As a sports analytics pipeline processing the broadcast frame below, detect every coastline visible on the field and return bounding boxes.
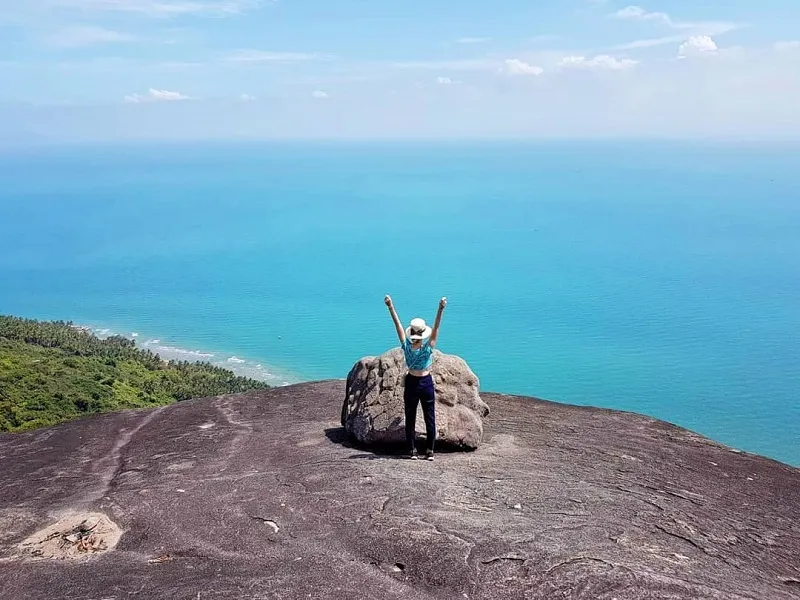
[12,317,795,468]
[80,323,300,387]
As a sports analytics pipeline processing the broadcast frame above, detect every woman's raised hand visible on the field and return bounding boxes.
[439,297,448,310]
[384,295,393,308]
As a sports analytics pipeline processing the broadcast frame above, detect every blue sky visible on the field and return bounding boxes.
[1,0,799,141]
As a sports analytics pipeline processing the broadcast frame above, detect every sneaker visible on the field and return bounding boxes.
[425,451,435,461]
[409,450,419,460]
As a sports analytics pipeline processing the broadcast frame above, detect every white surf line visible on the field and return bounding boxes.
[78,323,299,385]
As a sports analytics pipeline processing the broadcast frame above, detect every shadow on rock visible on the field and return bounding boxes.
[325,426,473,459]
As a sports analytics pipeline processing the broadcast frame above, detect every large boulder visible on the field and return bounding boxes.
[341,348,490,449]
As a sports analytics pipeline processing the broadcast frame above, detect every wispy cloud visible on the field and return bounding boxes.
[616,24,738,51]
[311,90,329,98]
[613,5,673,26]
[48,25,136,47]
[391,59,497,71]
[151,61,205,70]
[47,0,264,18]
[456,37,491,44]
[559,54,638,70]
[503,58,544,76]
[239,93,256,101]
[226,49,329,63]
[611,5,740,52]
[124,88,190,102]
[48,57,205,72]
[436,76,461,84]
[612,5,739,35]
[615,34,689,50]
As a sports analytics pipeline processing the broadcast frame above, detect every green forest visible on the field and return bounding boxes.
[0,315,269,432]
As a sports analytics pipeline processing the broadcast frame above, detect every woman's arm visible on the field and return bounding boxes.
[384,295,406,344]
[429,297,447,348]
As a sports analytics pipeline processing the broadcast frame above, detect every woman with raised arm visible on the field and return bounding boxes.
[384,295,447,461]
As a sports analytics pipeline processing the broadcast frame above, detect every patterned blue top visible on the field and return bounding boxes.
[403,338,434,371]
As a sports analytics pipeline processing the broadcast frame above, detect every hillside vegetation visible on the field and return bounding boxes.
[0,316,269,432]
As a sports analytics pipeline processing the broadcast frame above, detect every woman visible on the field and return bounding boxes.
[384,295,447,461]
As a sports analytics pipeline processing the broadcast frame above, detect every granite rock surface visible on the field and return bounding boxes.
[1,381,799,599]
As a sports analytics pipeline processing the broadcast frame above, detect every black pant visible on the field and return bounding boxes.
[404,374,436,453]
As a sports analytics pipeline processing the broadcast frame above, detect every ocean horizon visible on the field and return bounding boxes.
[1,141,798,466]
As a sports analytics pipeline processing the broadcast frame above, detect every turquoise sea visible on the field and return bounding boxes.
[0,141,798,465]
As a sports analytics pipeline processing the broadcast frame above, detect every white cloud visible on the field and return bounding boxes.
[614,5,672,26]
[559,54,638,70]
[239,93,255,101]
[148,88,189,100]
[124,88,190,103]
[456,37,490,44]
[678,35,718,58]
[436,76,455,84]
[226,50,325,62]
[47,0,263,17]
[615,21,738,51]
[48,25,136,47]
[503,58,544,76]
[7,38,800,141]
[311,90,329,98]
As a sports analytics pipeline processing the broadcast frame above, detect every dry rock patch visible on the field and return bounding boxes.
[16,512,122,560]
